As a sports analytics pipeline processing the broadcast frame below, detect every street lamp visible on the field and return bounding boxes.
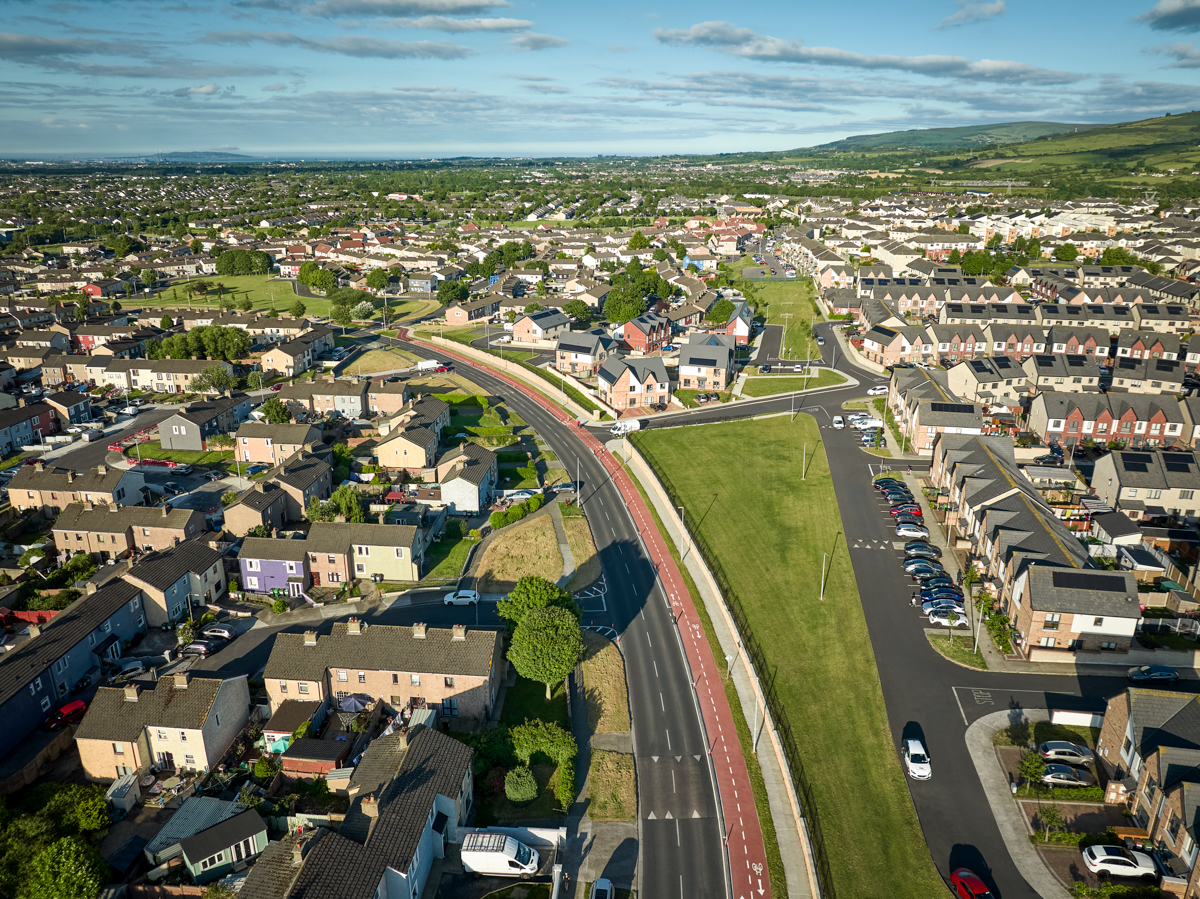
[819,551,829,601]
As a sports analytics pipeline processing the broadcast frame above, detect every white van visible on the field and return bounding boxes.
[460,832,540,878]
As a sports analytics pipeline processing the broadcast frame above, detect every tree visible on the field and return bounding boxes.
[352,300,375,320]
[141,269,157,289]
[297,260,320,285]
[1018,750,1046,785]
[504,766,538,803]
[1054,242,1079,262]
[365,268,389,291]
[705,298,735,325]
[627,230,650,251]
[497,576,580,633]
[73,300,89,322]
[945,610,959,643]
[331,303,354,330]
[288,298,307,319]
[160,314,173,330]
[1038,803,1063,840]
[509,606,585,700]
[947,249,962,265]
[563,299,591,322]
[604,293,645,325]
[26,836,107,899]
[437,280,469,306]
[330,483,365,522]
[313,269,337,293]
[260,397,292,424]
[523,302,544,314]
[192,364,236,394]
[246,524,271,538]
[246,370,266,391]
[237,295,253,313]
[510,719,576,765]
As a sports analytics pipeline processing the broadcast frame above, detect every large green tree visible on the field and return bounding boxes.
[288,299,307,319]
[437,280,469,305]
[509,606,585,700]
[1054,242,1079,262]
[705,298,735,325]
[193,364,236,393]
[562,299,591,322]
[627,230,650,251]
[25,836,107,899]
[497,576,580,633]
[260,397,291,424]
[365,269,389,291]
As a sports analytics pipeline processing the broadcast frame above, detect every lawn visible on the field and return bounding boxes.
[563,515,601,592]
[926,634,988,670]
[740,370,847,397]
[346,348,418,375]
[740,278,822,359]
[501,676,570,730]
[993,721,1100,749]
[421,529,477,582]
[475,513,563,594]
[675,389,732,409]
[581,630,629,734]
[632,416,945,899]
[126,441,234,467]
[586,751,636,821]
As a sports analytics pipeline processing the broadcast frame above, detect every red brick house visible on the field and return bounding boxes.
[1028,392,1185,448]
[612,312,670,354]
[598,356,671,411]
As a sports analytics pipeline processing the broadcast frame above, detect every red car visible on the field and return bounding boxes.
[890,506,923,517]
[269,384,282,391]
[434,366,452,373]
[950,869,994,899]
[45,699,88,731]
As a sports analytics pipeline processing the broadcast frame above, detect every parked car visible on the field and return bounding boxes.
[552,482,577,493]
[246,464,269,475]
[1081,845,1156,879]
[45,700,88,730]
[443,590,479,606]
[269,384,282,391]
[890,505,922,517]
[164,482,184,495]
[893,515,924,528]
[904,544,941,559]
[928,610,969,628]
[112,658,147,680]
[922,598,965,615]
[866,386,889,396]
[873,478,902,490]
[1032,454,1063,466]
[1039,741,1095,767]
[950,868,995,899]
[119,405,139,415]
[884,492,914,505]
[902,738,931,780]
[201,624,237,641]
[589,878,614,899]
[205,470,225,481]
[180,640,219,657]
[896,523,929,538]
[1128,664,1179,684]
[815,336,825,346]
[917,577,955,592]
[832,416,845,429]
[904,559,944,573]
[508,490,536,502]
[918,586,963,600]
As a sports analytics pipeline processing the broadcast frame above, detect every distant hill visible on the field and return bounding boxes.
[999,110,1200,160]
[159,151,260,161]
[812,122,1100,152]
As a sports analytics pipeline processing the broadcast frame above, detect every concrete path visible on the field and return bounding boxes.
[548,500,576,589]
[966,710,1070,899]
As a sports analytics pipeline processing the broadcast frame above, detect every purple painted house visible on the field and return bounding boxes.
[238,537,309,598]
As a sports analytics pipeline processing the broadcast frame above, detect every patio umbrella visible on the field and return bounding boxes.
[340,693,372,712]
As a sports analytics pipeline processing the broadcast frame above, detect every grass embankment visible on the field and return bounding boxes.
[926,634,988,670]
[741,370,847,397]
[563,513,601,592]
[346,348,418,375]
[581,630,629,734]
[632,416,945,899]
[126,441,234,467]
[587,751,636,821]
[475,513,563,594]
[421,526,477,583]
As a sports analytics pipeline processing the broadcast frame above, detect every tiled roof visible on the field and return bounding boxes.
[436,442,496,487]
[263,622,499,682]
[283,737,350,762]
[305,522,419,554]
[1129,688,1200,759]
[76,675,226,742]
[235,422,322,445]
[53,501,202,535]
[181,809,267,866]
[125,541,223,591]
[270,451,332,492]
[238,832,326,899]
[10,463,127,495]
[235,483,287,513]
[144,797,249,858]
[239,537,310,563]
[167,392,251,425]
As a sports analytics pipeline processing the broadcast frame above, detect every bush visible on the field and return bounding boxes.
[526,495,544,513]
[490,511,505,531]
[272,599,288,614]
[504,766,538,803]
[254,756,279,780]
[505,507,527,527]
[555,758,576,809]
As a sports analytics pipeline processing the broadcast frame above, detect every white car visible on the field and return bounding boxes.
[896,523,929,538]
[928,610,969,628]
[119,405,139,415]
[866,386,889,396]
[589,878,614,899]
[903,738,931,780]
[508,491,536,502]
[1081,845,1156,879]
[832,416,845,429]
[66,426,83,434]
[443,590,479,606]
[922,599,965,616]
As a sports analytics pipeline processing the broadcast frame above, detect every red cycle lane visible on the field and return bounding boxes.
[399,333,772,899]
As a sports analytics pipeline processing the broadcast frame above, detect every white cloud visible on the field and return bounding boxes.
[201,29,474,59]
[508,33,570,51]
[367,15,531,31]
[261,81,288,91]
[936,0,1006,30]
[1136,0,1200,32]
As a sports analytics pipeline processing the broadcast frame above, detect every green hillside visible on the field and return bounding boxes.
[813,121,1098,151]
[1001,110,1200,160]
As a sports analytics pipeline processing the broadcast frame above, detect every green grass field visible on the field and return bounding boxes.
[633,417,944,899]
[745,278,823,359]
[741,371,847,396]
[126,441,233,467]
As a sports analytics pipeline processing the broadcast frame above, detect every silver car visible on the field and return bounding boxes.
[201,624,237,641]
[1038,741,1094,767]
[1042,764,1096,788]
[443,590,479,606]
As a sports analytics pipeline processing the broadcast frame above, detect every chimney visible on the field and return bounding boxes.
[377,512,385,525]
[303,630,317,646]
[86,582,98,595]
[362,794,379,818]
[224,389,232,398]
[96,464,106,477]
[173,672,189,689]
[123,684,139,702]
[66,470,75,484]
[255,482,265,493]
[27,624,40,638]
[178,403,188,413]
[84,500,93,512]
[292,843,304,867]
[272,528,278,538]
[162,502,172,516]
[347,618,361,635]
[452,624,466,641]
[33,461,43,472]
[412,622,427,639]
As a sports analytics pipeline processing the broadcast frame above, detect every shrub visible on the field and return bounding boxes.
[555,758,576,809]
[504,766,538,803]
[272,599,288,614]
[489,511,505,531]
[469,528,480,540]
[527,494,544,513]
[253,755,278,780]
[505,507,527,527]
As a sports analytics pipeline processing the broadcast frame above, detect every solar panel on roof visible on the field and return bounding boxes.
[1123,453,1152,463]
[1162,453,1193,463]
[1165,462,1193,473]
[1051,571,1128,592]
[1123,463,1149,473]
[929,402,976,414]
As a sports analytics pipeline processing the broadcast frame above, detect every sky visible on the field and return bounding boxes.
[3,0,1200,158]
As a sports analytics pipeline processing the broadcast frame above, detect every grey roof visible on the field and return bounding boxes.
[1128,688,1200,760]
[263,621,500,682]
[238,832,327,899]
[280,380,368,400]
[521,309,570,330]
[282,737,350,762]
[264,699,324,734]
[239,537,310,563]
[125,541,223,591]
[917,399,984,428]
[1106,450,1200,490]
[144,797,249,857]
[1025,565,1141,616]
[0,578,143,708]
[436,442,496,487]
[270,451,332,492]
[235,422,321,445]
[305,522,420,555]
[52,502,203,535]
[180,809,266,866]
[1091,511,1143,539]
[75,675,227,742]
[10,463,127,495]
[597,354,668,387]
[234,483,287,513]
[166,392,251,426]
[44,390,91,408]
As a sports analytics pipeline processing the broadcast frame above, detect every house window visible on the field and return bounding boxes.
[180,426,186,435]
[1044,614,1060,630]
[40,696,51,712]
[113,743,124,755]
[356,563,366,574]
[279,681,288,693]
[411,674,420,686]
[1038,637,1056,648]
[1102,642,1117,651]
[358,672,366,683]
[246,576,258,589]
[443,698,458,717]
[356,546,369,557]
[1127,488,1138,498]
[445,677,455,688]
[1147,489,1162,500]
[1182,490,1194,500]
[1094,617,1105,626]
[157,730,167,741]
[247,559,260,571]
[184,754,195,766]
[392,673,399,684]
[298,682,309,694]
[395,547,404,559]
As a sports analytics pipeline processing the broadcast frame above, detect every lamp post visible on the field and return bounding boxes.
[819,551,829,601]
[678,505,690,559]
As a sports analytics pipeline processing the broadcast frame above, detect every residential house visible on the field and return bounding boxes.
[278,378,368,420]
[0,402,56,453]
[1008,565,1142,658]
[10,462,144,517]
[365,381,411,417]
[859,324,932,367]
[984,325,1047,360]
[712,302,755,346]
[181,810,268,885]
[224,483,288,539]
[1022,354,1103,395]
[554,330,617,377]
[597,356,671,412]
[74,673,251,781]
[0,578,149,758]
[443,295,500,326]
[374,424,439,474]
[52,502,207,562]
[124,541,229,627]
[512,309,571,344]
[945,357,1027,405]
[303,523,353,588]
[1116,330,1181,362]
[612,312,670,354]
[435,443,497,513]
[678,333,735,391]
[1092,450,1200,523]
[42,391,93,429]
[263,620,504,723]
[159,392,253,453]
[267,449,334,521]
[1028,392,1186,449]
[235,422,322,465]
[238,538,310,599]
[128,359,232,395]
[1111,357,1188,396]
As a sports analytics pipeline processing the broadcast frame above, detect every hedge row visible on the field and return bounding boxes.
[488,494,545,531]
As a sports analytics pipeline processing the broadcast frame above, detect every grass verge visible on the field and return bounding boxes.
[422,530,477,582]
[993,722,1100,748]
[741,371,847,397]
[501,676,570,730]
[624,463,787,899]
[475,513,563,594]
[345,349,418,375]
[632,416,945,899]
[581,630,630,734]
[675,389,733,408]
[587,751,637,821]
[126,441,234,466]
[564,515,601,593]
[925,634,988,670]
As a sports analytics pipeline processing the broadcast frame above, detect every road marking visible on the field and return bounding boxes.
[671,768,676,792]
[676,819,680,847]
[660,692,665,712]
[666,729,671,751]
[646,632,652,647]
[653,660,659,677]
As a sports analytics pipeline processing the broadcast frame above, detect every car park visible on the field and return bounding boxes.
[1128,664,1179,684]
[832,416,844,429]
[866,386,889,396]
[1039,741,1094,767]
[443,590,479,606]
[902,738,931,780]
[928,610,968,628]
[904,558,944,573]
[896,523,929,538]
[45,699,88,730]
[1081,845,1156,879]
[950,868,995,899]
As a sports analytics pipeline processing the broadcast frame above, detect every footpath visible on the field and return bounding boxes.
[400,330,779,899]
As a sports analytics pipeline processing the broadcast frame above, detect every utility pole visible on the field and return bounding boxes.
[802,442,807,479]
[679,505,690,559]
[819,551,828,601]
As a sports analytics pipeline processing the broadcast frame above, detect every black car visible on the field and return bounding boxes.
[884,490,914,502]
[905,546,942,560]
[180,639,221,657]
[904,540,939,554]
[1128,665,1179,684]
[873,479,903,491]
[915,574,955,587]
[1033,455,1063,466]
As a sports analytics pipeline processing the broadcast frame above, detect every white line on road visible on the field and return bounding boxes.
[671,768,676,792]
[653,661,659,677]
[646,632,652,647]
[666,729,671,751]
[660,692,665,712]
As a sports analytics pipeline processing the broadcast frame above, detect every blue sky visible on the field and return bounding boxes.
[3,0,1200,157]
